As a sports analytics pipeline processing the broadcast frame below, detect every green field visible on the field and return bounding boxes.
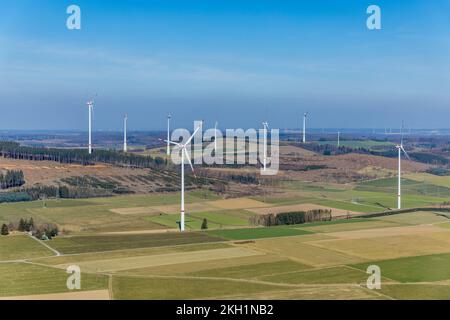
[356,177,450,197]
[112,276,290,300]
[353,252,450,283]
[0,235,54,260]
[187,260,309,279]
[0,263,108,297]
[1,166,450,299]
[49,232,223,254]
[207,227,313,240]
[379,284,450,300]
[260,266,370,285]
[406,172,450,189]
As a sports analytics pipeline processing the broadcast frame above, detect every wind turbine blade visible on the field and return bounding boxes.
[183,148,195,175]
[184,126,201,147]
[159,138,181,147]
[401,145,411,161]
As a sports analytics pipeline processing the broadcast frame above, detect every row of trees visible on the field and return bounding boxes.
[1,224,8,235]
[0,141,164,169]
[8,217,59,240]
[249,209,332,227]
[18,217,35,232]
[0,170,25,189]
[302,141,450,166]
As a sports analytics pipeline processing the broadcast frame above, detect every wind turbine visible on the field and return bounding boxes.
[302,112,308,143]
[164,125,201,232]
[86,96,96,154]
[123,114,128,152]
[396,122,411,209]
[262,121,269,171]
[167,113,172,156]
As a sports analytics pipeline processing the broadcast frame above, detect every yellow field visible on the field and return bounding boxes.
[310,232,450,260]
[120,254,285,276]
[301,220,402,233]
[0,290,110,300]
[110,207,162,215]
[217,285,383,300]
[248,236,365,267]
[323,224,447,240]
[405,172,450,188]
[376,211,450,225]
[121,197,271,215]
[208,198,271,210]
[55,247,264,273]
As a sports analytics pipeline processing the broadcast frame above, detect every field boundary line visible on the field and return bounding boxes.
[112,273,375,289]
[31,239,232,257]
[25,233,61,257]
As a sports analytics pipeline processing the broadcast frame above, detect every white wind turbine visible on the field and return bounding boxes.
[302,112,308,143]
[164,126,201,232]
[86,96,96,154]
[396,123,411,209]
[123,114,128,152]
[167,113,172,156]
[262,121,269,171]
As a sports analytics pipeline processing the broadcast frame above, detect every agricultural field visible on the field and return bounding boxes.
[1,141,450,300]
[3,209,450,299]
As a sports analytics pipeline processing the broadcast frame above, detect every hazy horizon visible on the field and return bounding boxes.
[1,0,450,130]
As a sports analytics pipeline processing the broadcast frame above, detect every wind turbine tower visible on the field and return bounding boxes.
[164,126,200,232]
[123,114,128,152]
[396,123,411,209]
[86,99,94,154]
[167,114,172,156]
[302,113,308,143]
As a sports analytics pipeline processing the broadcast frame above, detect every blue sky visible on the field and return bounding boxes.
[0,0,449,130]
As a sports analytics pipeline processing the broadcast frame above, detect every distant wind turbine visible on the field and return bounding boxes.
[167,113,172,156]
[123,114,128,152]
[396,122,411,209]
[163,125,201,232]
[86,95,96,154]
[302,112,308,143]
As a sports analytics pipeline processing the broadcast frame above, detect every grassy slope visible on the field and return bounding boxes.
[207,227,313,240]
[187,260,309,279]
[112,276,289,300]
[49,232,224,254]
[352,252,450,283]
[0,235,54,261]
[0,263,107,297]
